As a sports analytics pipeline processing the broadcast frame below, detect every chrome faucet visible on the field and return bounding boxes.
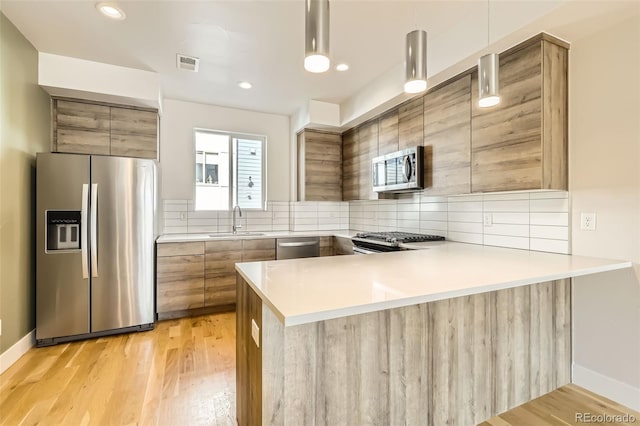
[232,205,243,234]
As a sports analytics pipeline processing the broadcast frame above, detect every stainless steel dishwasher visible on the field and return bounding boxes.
[276,237,320,260]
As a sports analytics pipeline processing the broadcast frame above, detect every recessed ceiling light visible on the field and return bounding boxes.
[238,81,252,89]
[335,63,349,72]
[96,2,126,20]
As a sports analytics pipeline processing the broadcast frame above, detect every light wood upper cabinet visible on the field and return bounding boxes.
[52,98,158,159]
[377,109,399,156]
[342,129,359,201]
[398,97,424,150]
[423,74,472,195]
[357,120,379,201]
[54,100,111,155]
[471,36,568,192]
[110,107,158,159]
[297,130,342,201]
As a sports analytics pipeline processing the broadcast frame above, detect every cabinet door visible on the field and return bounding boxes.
[398,97,423,150]
[320,236,334,256]
[471,42,543,192]
[357,121,378,201]
[377,109,399,156]
[156,242,204,313]
[342,129,359,201]
[242,239,276,262]
[205,240,242,307]
[301,131,342,201]
[54,100,111,155]
[110,107,158,159]
[423,74,472,195]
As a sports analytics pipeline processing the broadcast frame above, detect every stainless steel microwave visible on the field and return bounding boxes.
[372,146,424,193]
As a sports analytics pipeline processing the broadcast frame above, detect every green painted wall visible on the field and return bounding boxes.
[0,12,50,353]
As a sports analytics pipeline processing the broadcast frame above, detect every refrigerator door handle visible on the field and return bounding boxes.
[91,183,99,277]
[81,184,89,279]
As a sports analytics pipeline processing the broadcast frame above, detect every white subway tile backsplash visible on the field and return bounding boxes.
[483,235,529,250]
[165,218,188,228]
[448,232,483,245]
[187,218,217,227]
[529,191,568,199]
[448,221,483,234]
[447,194,483,202]
[482,192,530,201]
[530,225,569,240]
[484,200,530,212]
[448,212,483,223]
[420,220,448,231]
[490,212,529,225]
[530,198,569,212]
[164,226,189,234]
[419,202,447,212]
[420,211,447,222]
[484,223,529,237]
[448,201,483,212]
[530,238,570,254]
[530,212,569,226]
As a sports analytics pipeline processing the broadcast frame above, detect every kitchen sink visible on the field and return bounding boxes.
[208,232,265,238]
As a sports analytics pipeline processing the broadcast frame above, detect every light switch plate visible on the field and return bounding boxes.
[580,213,597,231]
[251,319,260,348]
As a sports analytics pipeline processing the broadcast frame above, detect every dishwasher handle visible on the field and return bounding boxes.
[277,241,319,248]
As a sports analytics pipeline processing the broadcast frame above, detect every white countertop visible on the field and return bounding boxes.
[235,242,632,327]
[156,229,358,243]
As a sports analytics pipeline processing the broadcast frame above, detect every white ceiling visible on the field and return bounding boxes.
[1,0,488,116]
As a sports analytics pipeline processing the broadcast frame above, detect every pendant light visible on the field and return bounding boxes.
[478,0,500,107]
[304,0,330,73]
[404,29,427,94]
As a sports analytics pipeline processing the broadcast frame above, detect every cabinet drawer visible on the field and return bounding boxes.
[157,242,204,257]
[205,240,243,253]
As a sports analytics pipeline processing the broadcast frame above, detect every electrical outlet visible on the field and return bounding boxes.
[180,212,187,221]
[581,213,597,231]
[251,319,260,348]
[483,213,493,226]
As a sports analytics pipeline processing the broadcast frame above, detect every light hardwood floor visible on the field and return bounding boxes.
[481,384,640,426]
[0,313,236,426]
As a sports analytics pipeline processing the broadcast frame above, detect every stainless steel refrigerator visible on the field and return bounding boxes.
[36,153,157,346]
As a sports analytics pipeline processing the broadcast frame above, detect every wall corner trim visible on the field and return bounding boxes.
[0,329,35,375]
[572,363,640,411]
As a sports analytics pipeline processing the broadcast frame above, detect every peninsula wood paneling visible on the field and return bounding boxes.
[398,97,423,150]
[357,121,379,201]
[205,240,242,307]
[298,130,342,201]
[341,129,359,201]
[423,74,472,195]
[377,109,399,156]
[259,279,571,426]
[471,37,568,193]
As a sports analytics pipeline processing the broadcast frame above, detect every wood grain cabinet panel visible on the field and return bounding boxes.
[319,236,333,257]
[398,97,424,150]
[357,121,379,201]
[423,74,472,195]
[341,129,359,201]
[471,36,568,192]
[297,130,342,201]
[54,100,111,155]
[205,240,242,307]
[52,98,158,159]
[156,254,204,313]
[242,239,276,262]
[110,107,158,159]
[377,109,399,156]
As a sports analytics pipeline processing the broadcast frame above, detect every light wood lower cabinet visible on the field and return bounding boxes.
[320,237,333,257]
[205,240,242,307]
[156,242,204,313]
[157,239,276,317]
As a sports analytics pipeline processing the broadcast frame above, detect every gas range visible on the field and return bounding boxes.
[352,231,445,254]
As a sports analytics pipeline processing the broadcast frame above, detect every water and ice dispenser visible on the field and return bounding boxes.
[46,211,81,251]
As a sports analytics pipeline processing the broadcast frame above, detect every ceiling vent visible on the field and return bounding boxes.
[176,54,199,72]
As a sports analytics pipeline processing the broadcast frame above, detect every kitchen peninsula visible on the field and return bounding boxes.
[235,243,631,425]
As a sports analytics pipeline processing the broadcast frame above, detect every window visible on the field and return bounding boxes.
[194,129,266,211]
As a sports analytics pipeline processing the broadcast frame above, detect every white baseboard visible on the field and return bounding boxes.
[0,329,35,375]
[573,363,640,411]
